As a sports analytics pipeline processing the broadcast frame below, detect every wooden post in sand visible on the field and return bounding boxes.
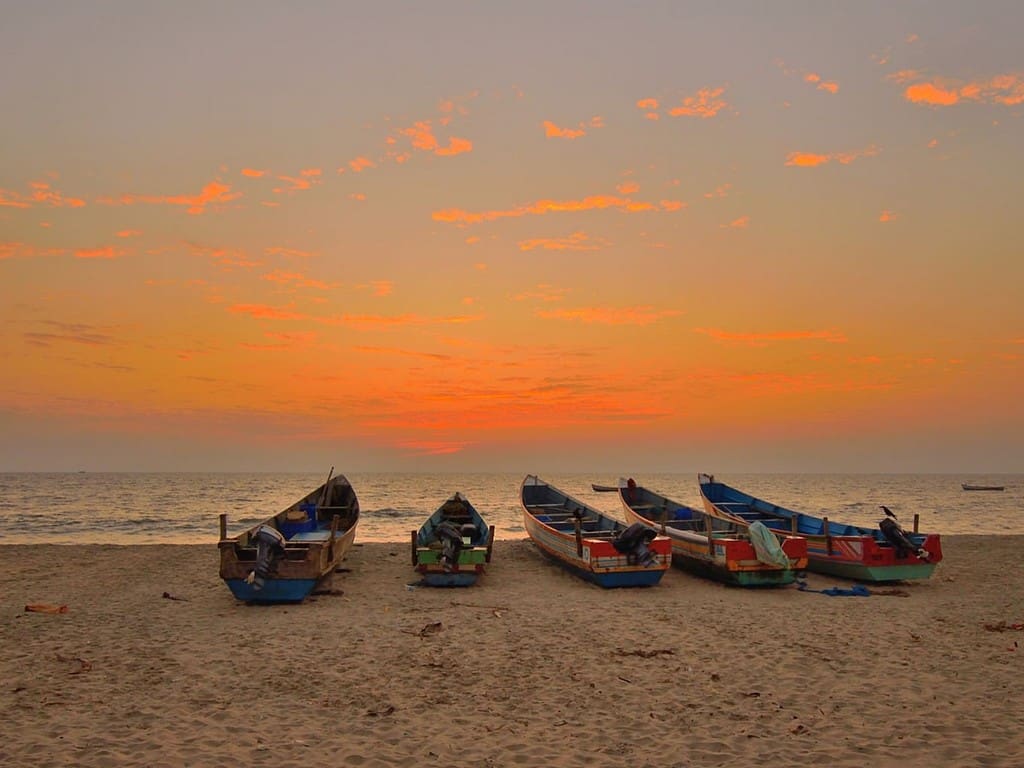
[823,516,832,554]
[913,513,920,534]
[219,513,227,541]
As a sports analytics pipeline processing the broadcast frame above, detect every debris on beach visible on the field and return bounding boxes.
[25,604,68,614]
[983,620,1024,632]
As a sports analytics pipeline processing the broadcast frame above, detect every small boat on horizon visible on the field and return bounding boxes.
[961,483,1005,492]
[218,468,360,603]
[521,475,672,588]
[411,492,495,586]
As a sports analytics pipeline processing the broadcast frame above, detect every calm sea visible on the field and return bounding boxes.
[0,472,1020,545]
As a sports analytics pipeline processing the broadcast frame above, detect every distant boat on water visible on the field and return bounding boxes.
[961,483,1005,492]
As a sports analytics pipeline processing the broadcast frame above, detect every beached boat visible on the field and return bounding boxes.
[520,475,671,588]
[697,473,942,582]
[218,469,360,603]
[596,478,807,587]
[411,492,495,586]
[962,483,1005,492]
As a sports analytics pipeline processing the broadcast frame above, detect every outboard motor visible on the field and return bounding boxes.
[613,523,659,567]
[434,520,465,572]
[879,515,929,561]
[246,524,286,590]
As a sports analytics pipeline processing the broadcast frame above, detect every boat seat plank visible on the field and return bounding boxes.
[289,531,334,542]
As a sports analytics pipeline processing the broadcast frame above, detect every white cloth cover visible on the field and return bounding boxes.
[748,521,791,569]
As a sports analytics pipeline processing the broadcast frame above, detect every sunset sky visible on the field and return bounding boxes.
[2,2,1022,473]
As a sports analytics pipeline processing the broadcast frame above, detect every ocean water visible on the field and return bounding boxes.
[0,472,1020,545]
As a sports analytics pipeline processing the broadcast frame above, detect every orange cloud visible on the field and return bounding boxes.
[273,173,321,194]
[724,215,749,229]
[318,313,479,330]
[433,192,683,226]
[241,168,266,178]
[265,246,313,259]
[436,137,472,156]
[187,243,259,269]
[261,270,332,289]
[617,182,640,195]
[695,327,847,345]
[397,121,473,156]
[512,284,569,302]
[518,231,608,251]
[901,73,1024,106]
[75,246,125,260]
[536,306,682,325]
[704,183,731,198]
[879,210,897,222]
[349,157,376,173]
[96,180,240,215]
[667,86,729,118]
[1,181,86,209]
[116,229,142,238]
[396,439,473,456]
[543,120,585,139]
[229,304,307,320]
[785,145,880,167]
[803,72,839,93]
[542,117,602,140]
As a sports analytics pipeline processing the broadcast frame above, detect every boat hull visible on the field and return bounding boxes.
[698,473,942,583]
[222,577,321,603]
[618,485,804,587]
[218,473,359,603]
[412,493,494,587]
[520,475,671,588]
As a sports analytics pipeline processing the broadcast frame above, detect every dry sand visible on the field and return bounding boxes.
[2,536,1023,767]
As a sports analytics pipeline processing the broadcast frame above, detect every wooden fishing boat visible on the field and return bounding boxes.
[520,475,671,588]
[411,492,495,586]
[218,469,359,603]
[961,483,1004,491]
[698,473,942,582]
[596,478,807,586]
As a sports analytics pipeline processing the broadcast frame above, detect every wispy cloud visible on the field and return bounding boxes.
[785,145,880,167]
[0,180,86,209]
[536,306,682,325]
[75,245,126,260]
[229,304,307,320]
[512,284,569,302]
[23,321,117,347]
[695,327,848,345]
[433,191,684,226]
[96,180,241,215]
[542,116,604,139]
[261,270,333,290]
[635,86,729,120]
[897,72,1024,106]
[776,60,839,94]
[518,231,609,251]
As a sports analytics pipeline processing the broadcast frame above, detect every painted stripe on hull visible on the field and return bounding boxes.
[805,557,938,582]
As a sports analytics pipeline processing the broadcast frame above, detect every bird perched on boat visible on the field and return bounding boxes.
[877,506,930,561]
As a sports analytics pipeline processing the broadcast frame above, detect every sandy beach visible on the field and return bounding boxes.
[2,535,1023,767]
